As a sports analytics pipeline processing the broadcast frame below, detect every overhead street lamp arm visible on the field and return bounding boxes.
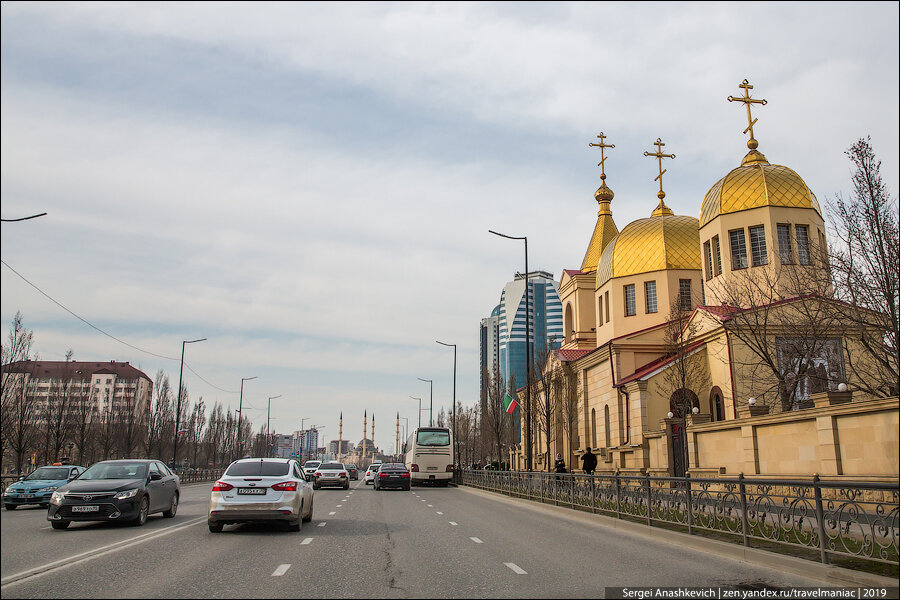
[436,340,458,481]
[417,378,433,427]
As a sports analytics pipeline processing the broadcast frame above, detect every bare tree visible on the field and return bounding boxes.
[97,396,116,461]
[531,342,558,472]
[828,137,899,397]
[115,375,145,459]
[1,312,35,474]
[481,364,512,468]
[147,370,173,460]
[187,398,206,468]
[42,350,77,464]
[71,369,97,466]
[553,361,580,470]
[204,402,227,468]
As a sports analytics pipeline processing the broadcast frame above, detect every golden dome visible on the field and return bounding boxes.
[699,152,822,228]
[596,214,701,288]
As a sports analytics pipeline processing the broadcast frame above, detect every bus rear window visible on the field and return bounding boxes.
[416,430,450,446]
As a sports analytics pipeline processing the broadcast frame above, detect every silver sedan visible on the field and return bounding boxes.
[208,458,313,532]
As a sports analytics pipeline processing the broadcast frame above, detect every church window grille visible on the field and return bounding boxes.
[624,284,636,316]
[598,296,603,326]
[777,224,794,264]
[703,241,713,280]
[749,225,768,266]
[604,405,611,448]
[679,279,693,311]
[712,235,723,276]
[604,291,610,323]
[796,225,810,265]
[645,281,658,314]
[729,229,748,270]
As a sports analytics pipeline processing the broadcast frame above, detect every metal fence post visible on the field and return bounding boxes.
[813,474,830,565]
[571,474,575,509]
[590,475,596,514]
[645,473,652,527]
[739,472,749,548]
[686,473,693,536]
[615,471,622,519]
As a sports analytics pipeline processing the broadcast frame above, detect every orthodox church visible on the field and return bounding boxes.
[517,80,897,479]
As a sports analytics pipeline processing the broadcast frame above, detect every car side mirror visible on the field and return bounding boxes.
[149,472,163,481]
[68,473,78,480]
[18,475,25,481]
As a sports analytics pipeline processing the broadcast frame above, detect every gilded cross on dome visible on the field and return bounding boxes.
[589,132,615,180]
[728,79,767,150]
[644,138,675,216]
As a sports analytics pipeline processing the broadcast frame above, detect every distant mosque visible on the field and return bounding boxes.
[339,411,387,468]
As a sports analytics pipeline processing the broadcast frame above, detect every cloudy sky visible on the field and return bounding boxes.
[2,2,898,454]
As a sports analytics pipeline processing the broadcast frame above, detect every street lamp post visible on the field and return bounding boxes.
[436,340,457,480]
[267,395,281,457]
[417,378,433,427]
[172,338,206,469]
[235,376,258,460]
[489,229,532,472]
[410,396,422,428]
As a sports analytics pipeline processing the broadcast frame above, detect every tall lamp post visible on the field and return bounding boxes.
[436,340,458,480]
[417,378,433,426]
[267,395,281,457]
[410,396,422,428]
[235,376,258,460]
[172,337,206,469]
[489,229,532,472]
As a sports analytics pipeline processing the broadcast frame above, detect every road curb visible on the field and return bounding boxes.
[457,485,897,588]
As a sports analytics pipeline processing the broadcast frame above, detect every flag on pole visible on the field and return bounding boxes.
[502,393,519,414]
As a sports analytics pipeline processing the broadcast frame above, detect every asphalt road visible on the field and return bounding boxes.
[1,479,828,598]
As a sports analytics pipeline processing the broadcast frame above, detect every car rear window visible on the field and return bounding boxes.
[318,463,344,470]
[226,461,291,477]
[416,429,450,446]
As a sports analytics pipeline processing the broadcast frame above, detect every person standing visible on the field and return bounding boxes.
[581,447,597,475]
[553,453,567,473]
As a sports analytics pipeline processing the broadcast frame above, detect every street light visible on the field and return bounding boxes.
[172,337,206,468]
[235,376,257,460]
[436,340,457,480]
[267,395,282,457]
[410,396,422,428]
[490,228,532,471]
[417,378,433,427]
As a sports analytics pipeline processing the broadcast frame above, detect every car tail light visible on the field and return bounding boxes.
[271,481,298,491]
[212,481,233,491]
[446,465,454,472]
[400,472,410,478]
[340,473,347,478]
[410,464,419,472]
[379,472,389,477]
[314,472,321,478]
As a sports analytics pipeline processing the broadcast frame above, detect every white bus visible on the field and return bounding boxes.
[403,427,454,487]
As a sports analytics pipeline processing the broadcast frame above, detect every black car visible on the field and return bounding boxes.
[47,459,180,530]
[373,463,410,491]
[345,464,359,480]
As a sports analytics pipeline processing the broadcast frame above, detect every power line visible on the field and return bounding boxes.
[1,258,237,394]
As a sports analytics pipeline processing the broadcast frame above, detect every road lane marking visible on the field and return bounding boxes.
[328,511,336,515]
[436,511,443,515]
[427,504,433,507]
[272,564,291,576]
[317,522,327,527]
[449,521,458,526]
[336,504,343,507]
[1,516,207,588]
[470,537,483,544]
[505,563,527,575]
[301,537,313,545]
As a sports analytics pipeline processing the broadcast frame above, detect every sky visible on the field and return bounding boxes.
[2,2,898,455]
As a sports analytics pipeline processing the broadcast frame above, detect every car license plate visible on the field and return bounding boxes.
[72,505,99,512]
[237,488,266,495]
[22,494,35,498]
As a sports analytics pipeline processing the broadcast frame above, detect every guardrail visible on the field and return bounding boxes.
[0,469,222,494]
[461,470,899,567]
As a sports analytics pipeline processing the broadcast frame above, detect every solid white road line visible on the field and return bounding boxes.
[505,563,527,575]
[301,538,313,545]
[1,516,207,588]
[470,537,483,544]
[272,564,291,576]
[449,521,458,526]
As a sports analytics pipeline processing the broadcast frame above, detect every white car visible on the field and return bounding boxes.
[208,458,313,533]
[312,462,349,490]
[302,460,321,482]
[364,462,382,485]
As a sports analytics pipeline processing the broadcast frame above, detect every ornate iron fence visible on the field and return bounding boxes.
[461,470,899,566]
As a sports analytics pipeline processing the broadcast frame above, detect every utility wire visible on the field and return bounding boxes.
[1,258,238,393]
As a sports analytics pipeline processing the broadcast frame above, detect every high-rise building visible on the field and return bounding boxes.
[293,428,319,460]
[479,304,501,396]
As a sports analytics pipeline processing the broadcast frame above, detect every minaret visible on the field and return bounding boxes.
[581,132,619,272]
[395,412,400,460]
[363,410,368,459]
[338,412,343,459]
[371,414,375,455]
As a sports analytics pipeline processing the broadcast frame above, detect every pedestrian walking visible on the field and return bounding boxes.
[553,453,567,473]
[581,446,597,475]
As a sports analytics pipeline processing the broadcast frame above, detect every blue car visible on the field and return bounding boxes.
[4,464,85,510]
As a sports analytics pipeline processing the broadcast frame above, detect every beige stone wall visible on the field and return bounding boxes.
[756,419,821,474]
[836,410,899,476]
[694,425,744,473]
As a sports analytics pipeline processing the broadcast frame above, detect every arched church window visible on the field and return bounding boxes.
[709,386,725,421]
[591,408,597,448]
[669,388,700,418]
[564,303,574,344]
[604,405,610,448]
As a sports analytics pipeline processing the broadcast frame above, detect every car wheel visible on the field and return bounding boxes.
[132,496,149,526]
[51,520,70,530]
[208,521,223,533]
[302,498,313,523]
[4,504,16,511]
[287,518,301,532]
[162,493,178,518]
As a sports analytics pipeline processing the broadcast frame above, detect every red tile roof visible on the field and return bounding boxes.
[617,341,707,386]
[698,304,742,320]
[556,348,593,362]
[2,360,152,383]
[562,269,583,277]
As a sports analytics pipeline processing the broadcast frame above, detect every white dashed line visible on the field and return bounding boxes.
[470,537,483,544]
[427,504,433,507]
[449,521,458,526]
[336,504,343,507]
[301,538,313,545]
[328,511,336,515]
[436,511,443,515]
[317,522,327,527]
[272,564,291,576]
[505,563,527,575]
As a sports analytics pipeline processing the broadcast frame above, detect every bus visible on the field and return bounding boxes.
[403,427,454,486]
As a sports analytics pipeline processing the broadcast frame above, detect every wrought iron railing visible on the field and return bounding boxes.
[461,470,899,566]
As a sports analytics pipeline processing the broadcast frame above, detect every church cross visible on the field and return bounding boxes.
[588,132,615,178]
[728,79,767,149]
[643,138,675,200]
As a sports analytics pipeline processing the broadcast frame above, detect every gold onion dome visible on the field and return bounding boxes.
[595,175,615,204]
[699,153,822,228]
[596,213,701,288]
